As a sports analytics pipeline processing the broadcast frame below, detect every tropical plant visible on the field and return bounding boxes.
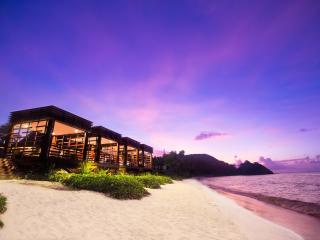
[80,161,97,174]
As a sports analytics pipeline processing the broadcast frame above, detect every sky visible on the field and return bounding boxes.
[0,0,319,163]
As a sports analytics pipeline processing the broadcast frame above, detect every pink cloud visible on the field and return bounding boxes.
[195,131,229,141]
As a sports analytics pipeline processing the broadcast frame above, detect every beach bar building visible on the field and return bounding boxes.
[4,106,153,171]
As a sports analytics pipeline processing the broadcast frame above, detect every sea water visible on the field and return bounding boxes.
[200,172,320,217]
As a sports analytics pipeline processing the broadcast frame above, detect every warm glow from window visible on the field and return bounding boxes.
[52,121,84,135]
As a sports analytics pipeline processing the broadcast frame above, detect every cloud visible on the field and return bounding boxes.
[299,128,313,132]
[259,156,320,173]
[194,131,228,140]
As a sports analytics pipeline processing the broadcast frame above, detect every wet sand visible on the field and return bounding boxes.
[212,188,320,240]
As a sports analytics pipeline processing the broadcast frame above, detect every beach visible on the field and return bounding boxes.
[0,179,302,240]
[215,189,320,240]
[199,173,320,240]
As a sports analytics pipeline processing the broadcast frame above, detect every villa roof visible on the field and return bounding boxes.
[10,105,92,130]
[121,137,140,149]
[91,126,122,141]
[141,144,153,153]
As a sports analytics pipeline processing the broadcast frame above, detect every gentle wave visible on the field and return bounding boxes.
[204,183,320,219]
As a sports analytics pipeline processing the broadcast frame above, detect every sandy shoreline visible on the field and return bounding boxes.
[213,188,320,240]
[0,179,302,240]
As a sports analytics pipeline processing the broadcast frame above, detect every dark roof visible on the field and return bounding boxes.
[10,105,92,130]
[91,126,121,141]
[121,137,140,148]
[141,144,153,153]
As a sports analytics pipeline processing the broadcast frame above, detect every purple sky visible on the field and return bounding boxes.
[1,0,319,163]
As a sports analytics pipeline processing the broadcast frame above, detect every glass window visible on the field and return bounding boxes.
[99,137,118,166]
[49,121,85,161]
[7,120,48,158]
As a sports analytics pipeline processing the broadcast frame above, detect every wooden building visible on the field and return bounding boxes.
[4,106,153,171]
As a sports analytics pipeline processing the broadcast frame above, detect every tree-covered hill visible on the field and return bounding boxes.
[153,151,273,177]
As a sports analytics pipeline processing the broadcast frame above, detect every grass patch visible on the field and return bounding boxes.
[48,169,71,182]
[136,174,173,189]
[48,170,173,199]
[49,171,148,199]
[0,194,7,228]
[64,174,148,199]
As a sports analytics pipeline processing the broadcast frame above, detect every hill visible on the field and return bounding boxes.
[154,152,273,177]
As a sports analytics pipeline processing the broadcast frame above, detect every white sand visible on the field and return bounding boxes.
[0,179,302,240]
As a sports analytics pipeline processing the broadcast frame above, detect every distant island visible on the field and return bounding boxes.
[259,156,320,173]
[153,152,273,177]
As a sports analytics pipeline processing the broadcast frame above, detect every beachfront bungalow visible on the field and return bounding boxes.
[3,105,153,171]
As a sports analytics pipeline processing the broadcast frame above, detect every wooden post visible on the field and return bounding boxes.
[40,119,55,166]
[142,149,145,169]
[116,143,120,167]
[136,148,139,168]
[123,144,127,167]
[94,136,101,162]
[82,132,89,162]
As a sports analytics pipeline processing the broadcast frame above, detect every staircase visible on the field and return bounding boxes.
[0,158,15,179]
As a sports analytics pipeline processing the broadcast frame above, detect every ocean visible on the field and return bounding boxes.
[200,172,320,219]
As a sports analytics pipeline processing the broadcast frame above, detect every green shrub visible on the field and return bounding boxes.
[154,175,173,184]
[48,169,71,182]
[136,175,161,189]
[80,161,97,174]
[136,174,173,189]
[63,174,148,199]
[0,194,7,228]
[0,195,6,214]
[48,170,173,199]
[96,168,112,176]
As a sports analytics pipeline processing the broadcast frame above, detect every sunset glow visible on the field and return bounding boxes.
[1,0,319,163]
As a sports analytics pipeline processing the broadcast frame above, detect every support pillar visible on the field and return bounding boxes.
[136,148,139,168]
[123,144,128,167]
[116,143,120,167]
[82,132,89,162]
[94,136,101,163]
[40,119,55,167]
[142,149,145,169]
